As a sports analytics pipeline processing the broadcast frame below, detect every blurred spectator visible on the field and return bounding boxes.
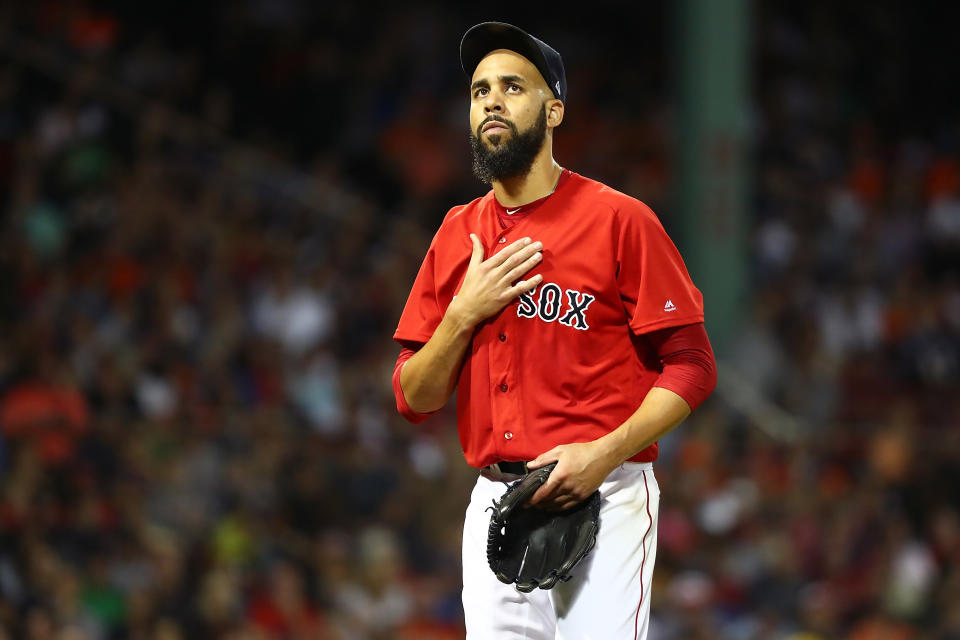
[333,527,413,639]
[0,2,955,638]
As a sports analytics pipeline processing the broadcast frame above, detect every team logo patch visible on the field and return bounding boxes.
[517,283,595,330]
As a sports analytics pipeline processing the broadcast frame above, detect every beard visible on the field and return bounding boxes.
[470,107,548,183]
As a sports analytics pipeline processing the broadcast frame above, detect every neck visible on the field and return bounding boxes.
[491,143,562,208]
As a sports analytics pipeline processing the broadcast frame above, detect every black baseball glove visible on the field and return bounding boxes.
[486,462,602,593]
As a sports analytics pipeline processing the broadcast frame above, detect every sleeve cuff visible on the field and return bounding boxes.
[647,323,717,411]
[393,347,438,424]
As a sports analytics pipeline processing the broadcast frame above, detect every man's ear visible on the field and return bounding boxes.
[546,99,564,128]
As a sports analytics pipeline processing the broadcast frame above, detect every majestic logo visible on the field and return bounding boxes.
[517,283,596,330]
[663,299,676,312]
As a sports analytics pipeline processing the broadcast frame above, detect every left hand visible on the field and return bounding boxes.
[527,441,618,511]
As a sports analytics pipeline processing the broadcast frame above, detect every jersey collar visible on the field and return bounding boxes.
[493,168,570,215]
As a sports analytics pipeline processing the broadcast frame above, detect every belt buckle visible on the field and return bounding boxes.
[510,461,529,475]
[488,460,528,479]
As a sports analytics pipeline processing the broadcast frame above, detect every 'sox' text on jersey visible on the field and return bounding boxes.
[516,283,596,330]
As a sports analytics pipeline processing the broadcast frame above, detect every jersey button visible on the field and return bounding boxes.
[499,333,506,342]
[499,383,508,392]
[504,431,513,440]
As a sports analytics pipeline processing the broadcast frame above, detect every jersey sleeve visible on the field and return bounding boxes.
[616,201,704,334]
[394,234,445,344]
[394,206,473,344]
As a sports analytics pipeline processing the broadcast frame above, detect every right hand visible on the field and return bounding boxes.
[447,233,543,327]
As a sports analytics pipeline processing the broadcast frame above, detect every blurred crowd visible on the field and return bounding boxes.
[0,1,957,639]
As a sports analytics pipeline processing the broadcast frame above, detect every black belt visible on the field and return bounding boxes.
[484,460,530,476]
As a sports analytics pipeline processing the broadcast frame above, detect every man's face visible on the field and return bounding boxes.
[468,50,555,182]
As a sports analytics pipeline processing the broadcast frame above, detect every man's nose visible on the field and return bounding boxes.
[483,92,504,113]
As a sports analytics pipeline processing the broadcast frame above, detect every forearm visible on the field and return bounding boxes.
[594,324,715,468]
[398,307,477,413]
[528,385,692,509]
[594,387,691,466]
[522,326,714,508]
[398,234,544,414]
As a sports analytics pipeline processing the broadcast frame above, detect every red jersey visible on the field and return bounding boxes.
[394,170,704,468]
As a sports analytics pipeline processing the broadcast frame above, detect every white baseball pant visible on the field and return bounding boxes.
[462,462,660,639]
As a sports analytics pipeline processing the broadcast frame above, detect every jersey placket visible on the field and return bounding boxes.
[487,311,523,458]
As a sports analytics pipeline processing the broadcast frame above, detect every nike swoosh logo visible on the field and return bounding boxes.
[505,208,521,214]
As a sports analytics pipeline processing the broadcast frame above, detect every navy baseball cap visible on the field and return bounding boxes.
[460,22,567,103]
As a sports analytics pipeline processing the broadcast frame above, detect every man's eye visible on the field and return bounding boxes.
[507,85,521,92]
[475,88,488,98]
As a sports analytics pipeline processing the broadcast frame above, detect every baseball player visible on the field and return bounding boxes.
[392,22,717,639]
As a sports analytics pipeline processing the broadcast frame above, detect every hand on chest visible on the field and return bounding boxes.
[452,226,619,333]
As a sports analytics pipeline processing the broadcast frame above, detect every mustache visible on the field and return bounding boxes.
[477,115,517,137]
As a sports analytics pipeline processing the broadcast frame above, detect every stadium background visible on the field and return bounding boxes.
[1,1,959,638]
